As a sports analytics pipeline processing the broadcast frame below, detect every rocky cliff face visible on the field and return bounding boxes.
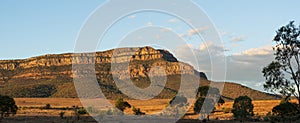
[0,46,279,100]
[0,46,206,83]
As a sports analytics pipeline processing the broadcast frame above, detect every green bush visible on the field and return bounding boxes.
[59,112,65,119]
[271,102,299,122]
[0,95,18,119]
[77,108,87,115]
[45,103,51,109]
[169,95,187,107]
[132,106,145,115]
[115,98,131,112]
[232,96,254,122]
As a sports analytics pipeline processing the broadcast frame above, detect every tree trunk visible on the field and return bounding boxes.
[0,113,3,120]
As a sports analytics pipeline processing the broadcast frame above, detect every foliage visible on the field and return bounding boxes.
[272,102,298,118]
[193,97,215,120]
[197,86,220,98]
[218,97,225,106]
[196,86,225,106]
[114,98,131,112]
[262,21,300,105]
[45,103,51,109]
[0,95,18,119]
[232,96,254,122]
[59,112,65,119]
[169,95,188,107]
[132,106,145,115]
[77,108,87,115]
[72,106,87,120]
[194,86,225,121]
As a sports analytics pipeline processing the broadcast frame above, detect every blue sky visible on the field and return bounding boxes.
[1,0,300,91]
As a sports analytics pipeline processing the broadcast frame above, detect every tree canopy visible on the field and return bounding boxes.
[169,95,188,107]
[196,86,220,98]
[0,95,18,119]
[194,86,224,121]
[232,96,254,122]
[263,21,300,105]
[115,98,131,112]
[193,97,215,115]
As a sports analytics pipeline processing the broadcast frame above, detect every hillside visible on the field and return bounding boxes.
[0,46,279,100]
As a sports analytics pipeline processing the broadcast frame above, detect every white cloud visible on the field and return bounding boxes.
[146,22,153,26]
[160,28,172,32]
[178,27,209,38]
[231,46,273,64]
[188,27,209,36]
[230,35,247,42]
[218,30,227,36]
[226,45,274,85]
[174,43,275,91]
[178,34,187,38]
[234,46,273,56]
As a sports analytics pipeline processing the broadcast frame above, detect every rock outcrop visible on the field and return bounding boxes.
[0,46,206,83]
[0,46,280,100]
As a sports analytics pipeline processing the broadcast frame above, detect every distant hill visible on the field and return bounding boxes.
[0,46,280,100]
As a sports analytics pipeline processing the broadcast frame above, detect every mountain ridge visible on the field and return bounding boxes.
[0,46,279,100]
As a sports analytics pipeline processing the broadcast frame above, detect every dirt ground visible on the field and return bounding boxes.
[0,98,284,123]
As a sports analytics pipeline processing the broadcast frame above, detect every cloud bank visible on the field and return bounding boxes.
[174,43,274,91]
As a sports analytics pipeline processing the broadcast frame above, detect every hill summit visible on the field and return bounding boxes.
[0,46,279,100]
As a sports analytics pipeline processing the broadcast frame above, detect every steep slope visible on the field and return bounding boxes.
[0,46,279,100]
[0,46,204,83]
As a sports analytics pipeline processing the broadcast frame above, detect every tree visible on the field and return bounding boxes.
[115,98,131,112]
[169,95,188,107]
[196,86,223,102]
[272,102,298,118]
[262,21,300,105]
[72,106,87,120]
[0,95,18,119]
[193,97,215,121]
[132,106,145,115]
[232,96,254,122]
[194,86,225,121]
[59,112,65,119]
[45,103,51,109]
[271,96,299,122]
[217,97,225,106]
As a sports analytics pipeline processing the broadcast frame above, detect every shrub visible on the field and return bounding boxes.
[132,106,145,115]
[59,112,65,119]
[194,97,215,121]
[218,98,225,106]
[232,96,254,122]
[272,102,299,122]
[45,103,51,109]
[0,95,18,119]
[169,95,188,107]
[77,108,87,115]
[115,98,131,112]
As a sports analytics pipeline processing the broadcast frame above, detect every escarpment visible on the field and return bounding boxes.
[0,46,280,100]
[0,46,206,83]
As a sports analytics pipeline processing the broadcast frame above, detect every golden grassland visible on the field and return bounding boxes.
[0,98,290,123]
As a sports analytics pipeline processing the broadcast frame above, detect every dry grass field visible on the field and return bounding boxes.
[0,98,286,123]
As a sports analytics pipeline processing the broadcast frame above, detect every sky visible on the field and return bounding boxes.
[1,0,300,91]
